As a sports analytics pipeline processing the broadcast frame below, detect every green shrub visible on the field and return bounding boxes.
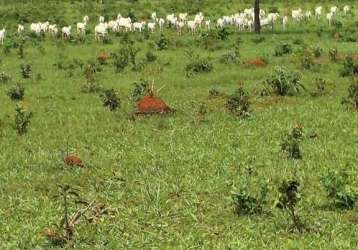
[274,43,292,57]
[232,187,268,215]
[340,56,358,77]
[252,36,266,44]
[292,38,305,45]
[311,78,328,97]
[7,83,25,101]
[208,88,222,98]
[199,29,224,51]
[14,106,33,135]
[329,48,338,62]
[220,49,239,64]
[131,79,149,102]
[0,72,11,84]
[280,124,304,159]
[321,170,357,210]
[263,67,304,96]
[217,28,230,41]
[301,51,315,70]
[20,63,31,78]
[226,87,251,117]
[341,78,358,109]
[312,46,323,58]
[155,34,169,50]
[100,89,120,111]
[275,180,305,232]
[185,51,213,78]
[145,51,157,62]
[81,82,103,94]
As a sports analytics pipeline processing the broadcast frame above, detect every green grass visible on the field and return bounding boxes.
[0,1,358,249]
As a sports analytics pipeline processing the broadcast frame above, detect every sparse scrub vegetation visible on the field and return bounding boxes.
[0,1,357,249]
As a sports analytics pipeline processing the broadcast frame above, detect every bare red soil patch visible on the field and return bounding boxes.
[64,155,83,167]
[245,58,266,67]
[98,52,109,64]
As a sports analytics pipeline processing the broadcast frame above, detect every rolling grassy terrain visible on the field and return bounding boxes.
[0,1,357,249]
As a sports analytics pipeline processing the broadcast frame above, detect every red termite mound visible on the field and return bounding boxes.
[246,58,266,67]
[136,95,173,115]
[64,155,83,167]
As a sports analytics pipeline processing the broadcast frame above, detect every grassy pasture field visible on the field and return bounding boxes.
[0,0,358,249]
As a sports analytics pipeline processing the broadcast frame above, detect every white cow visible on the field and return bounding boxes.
[176,21,185,35]
[94,23,108,41]
[0,29,5,44]
[151,12,157,21]
[343,5,351,15]
[83,15,89,23]
[17,24,24,34]
[283,16,289,30]
[62,26,71,40]
[187,20,196,34]
[330,6,338,16]
[217,18,224,28]
[315,6,323,19]
[77,22,86,34]
[133,22,146,32]
[205,20,211,30]
[147,22,156,33]
[179,13,188,22]
[30,23,42,34]
[158,18,165,31]
[292,9,304,21]
[305,11,312,19]
[326,12,334,26]
[166,14,177,27]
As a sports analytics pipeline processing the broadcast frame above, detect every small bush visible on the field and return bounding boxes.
[155,34,169,50]
[329,48,338,62]
[260,53,270,65]
[263,67,305,96]
[20,63,31,78]
[226,87,251,117]
[301,51,315,70]
[84,64,96,84]
[311,78,328,97]
[293,38,304,45]
[252,36,266,44]
[100,88,120,111]
[0,72,11,84]
[14,106,33,135]
[321,170,357,210]
[217,28,230,41]
[341,78,358,109]
[145,51,157,62]
[276,180,305,232]
[274,43,292,57]
[131,79,149,102]
[111,45,140,73]
[185,51,213,78]
[221,49,240,64]
[340,56,358,77]
[232,187,268,215]
[280,124,304,159]
[7,83,25,101]
[208,88,222,98]
[18,42,25,59]
[81,82,103,94]
[312,46,323,58]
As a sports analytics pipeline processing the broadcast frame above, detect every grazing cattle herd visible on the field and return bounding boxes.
[0,4,354,44]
